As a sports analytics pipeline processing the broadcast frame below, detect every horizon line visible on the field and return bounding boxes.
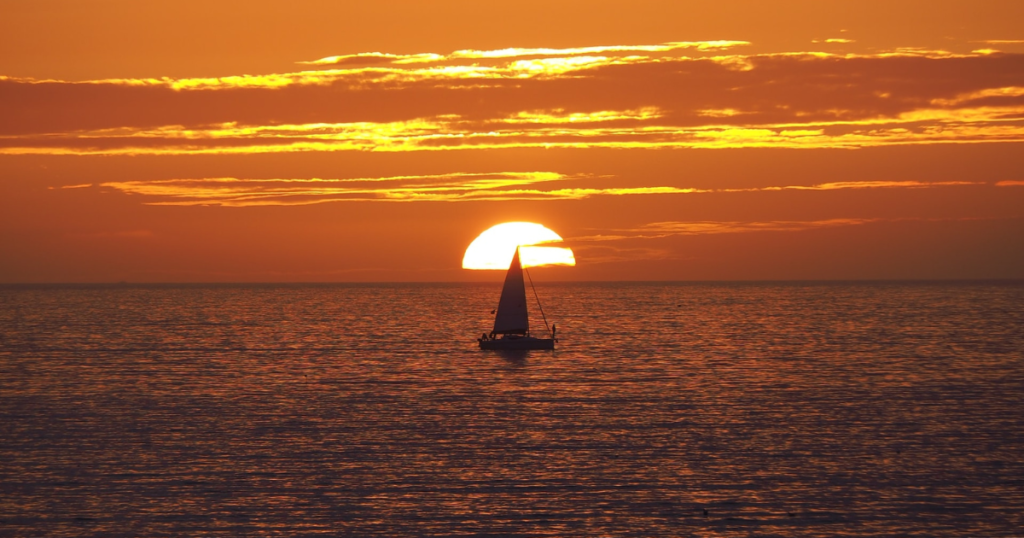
[3,278,1023,287]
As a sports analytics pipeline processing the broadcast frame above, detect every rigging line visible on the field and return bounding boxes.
[524,267,552,337]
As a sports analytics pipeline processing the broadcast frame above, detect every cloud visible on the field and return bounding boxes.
[571,219,881,241]
[929,86,1024,106]
[755,180,979,191]
[98,172,571,206]
[298,41,750,67]
[2,45,1023,154]
[5,108,1024,156]
[298,52,445,66]
[569,245,677,264]
[570,216,1005,242]
[79,174,983,207]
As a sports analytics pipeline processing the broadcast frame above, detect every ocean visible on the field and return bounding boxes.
[1,282,1023,536]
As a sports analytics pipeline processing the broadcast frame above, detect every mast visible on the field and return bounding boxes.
[525,266,552,338]
[492,247,530,335]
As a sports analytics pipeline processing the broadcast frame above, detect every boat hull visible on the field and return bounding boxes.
[479,337,555,350]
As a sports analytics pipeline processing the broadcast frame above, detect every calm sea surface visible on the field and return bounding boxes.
[1,282,1023,537]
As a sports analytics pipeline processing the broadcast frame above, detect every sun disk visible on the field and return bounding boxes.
[462,222,576,270]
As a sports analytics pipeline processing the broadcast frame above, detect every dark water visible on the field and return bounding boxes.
[2,282,1023,537]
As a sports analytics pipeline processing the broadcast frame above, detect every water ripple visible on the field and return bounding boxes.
[1,282,1022,536]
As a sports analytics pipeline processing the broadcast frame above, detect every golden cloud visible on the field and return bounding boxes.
[299,41,750,67]
[76,174,984,207]
[2,45,1023,155]
[7,117,1022,156]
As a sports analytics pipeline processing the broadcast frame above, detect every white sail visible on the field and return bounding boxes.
[492,247,529,335]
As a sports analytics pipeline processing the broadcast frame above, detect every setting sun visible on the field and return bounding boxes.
[462,222,576,270]
[4,3,1024,537]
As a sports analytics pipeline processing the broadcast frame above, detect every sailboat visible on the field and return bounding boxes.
[478,246,557,350]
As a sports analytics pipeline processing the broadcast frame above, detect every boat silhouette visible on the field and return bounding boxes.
[478,246,556,350]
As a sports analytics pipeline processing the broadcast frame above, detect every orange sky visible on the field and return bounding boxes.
[2,0,1023,281]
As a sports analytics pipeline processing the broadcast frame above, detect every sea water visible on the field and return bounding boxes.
[1,282,1023,536]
